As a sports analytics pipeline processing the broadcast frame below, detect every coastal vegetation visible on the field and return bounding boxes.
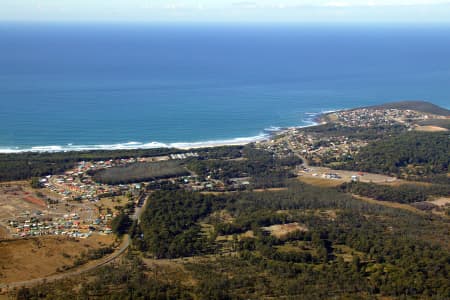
[187,146,301,189]
[302,123,407,140]
[13,181,450,299]
[110,213,132,236]
[339,181,450,204]
[0,146,245,182]
[339,132,449,183]
[0,148,179,182]
[3,102,450,299]
[93,161,189,185]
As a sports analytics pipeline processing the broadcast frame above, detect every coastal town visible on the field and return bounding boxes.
[0,101,449,298]
[0,152,223,240]
[260,106,449,168]
[2,104,449,241]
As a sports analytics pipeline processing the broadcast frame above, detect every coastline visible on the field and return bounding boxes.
[0,133,272,154]
[0,115,328,154]
[0,106,365,154]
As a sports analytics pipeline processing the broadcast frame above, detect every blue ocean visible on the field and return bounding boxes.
[1,23,449,152]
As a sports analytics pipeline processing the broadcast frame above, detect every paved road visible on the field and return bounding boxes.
[0,193,149,292]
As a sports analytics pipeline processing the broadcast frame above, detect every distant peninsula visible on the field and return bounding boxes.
[360,100,450,116]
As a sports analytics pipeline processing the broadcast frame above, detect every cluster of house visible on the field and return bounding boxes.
[40,154,201,202]
[276,108,445,165]
[332,108,438,128]
[299,132,366,165]
[261,129,365,167]
[6,212,115,239]
[155,174,249,192]
[7,154,208,239]
[39,159,146,201]
[170,152,198,160]
[167,175,225,192]
[322,173,342,179]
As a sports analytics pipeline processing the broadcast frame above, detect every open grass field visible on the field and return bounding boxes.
[94,160,189,184]
[0,235,114,284]
[298,176,346,187]
[417,118,450,130]
[352,195,424,215]
[95,195,129,215]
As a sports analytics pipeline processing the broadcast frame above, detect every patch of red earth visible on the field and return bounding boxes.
[23,196,46,207]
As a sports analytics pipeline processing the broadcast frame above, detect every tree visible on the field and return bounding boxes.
[111,213,132,235]
[30,177,41,189]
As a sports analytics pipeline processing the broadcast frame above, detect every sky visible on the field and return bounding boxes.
[1,0,450,23]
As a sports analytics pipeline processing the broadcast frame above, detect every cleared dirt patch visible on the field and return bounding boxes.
[298,176,345,188]
[23,196,46,207]
[0,235,114,284]
[428,197,450,207]
[0,226,8,240]
[415,125,448,132]
[298,166,397,186]
[262,222,308,238]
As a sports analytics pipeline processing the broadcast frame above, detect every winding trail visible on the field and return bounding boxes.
[0,235,130,291]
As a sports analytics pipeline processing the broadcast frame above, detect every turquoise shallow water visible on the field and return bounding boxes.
[0,23,449,152]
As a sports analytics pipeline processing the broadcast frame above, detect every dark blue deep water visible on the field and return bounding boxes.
[0,23,449,151]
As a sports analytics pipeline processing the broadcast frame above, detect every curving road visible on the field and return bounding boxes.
[0,235,130,291]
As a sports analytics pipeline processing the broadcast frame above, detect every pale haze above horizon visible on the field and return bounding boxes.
[1,0,450,23]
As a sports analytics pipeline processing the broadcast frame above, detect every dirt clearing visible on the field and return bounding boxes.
[414,125,448,132]
[428,197,450,207]
[0,235,114,284]
[298,166,397,186]
[262,222,308,238]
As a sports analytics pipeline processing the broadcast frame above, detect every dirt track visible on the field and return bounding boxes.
[0,235,130,292]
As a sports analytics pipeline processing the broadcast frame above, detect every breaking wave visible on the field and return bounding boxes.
[0,134,270,153]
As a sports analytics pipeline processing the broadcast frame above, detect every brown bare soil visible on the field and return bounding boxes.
[298,176,345,188]
[0,226,8,240]
[414,125,448,132]
[262,222,308,238]
[428,197,450,207]
[0,182,60,221]
[0,235,114,284]
[23,196,46,207]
